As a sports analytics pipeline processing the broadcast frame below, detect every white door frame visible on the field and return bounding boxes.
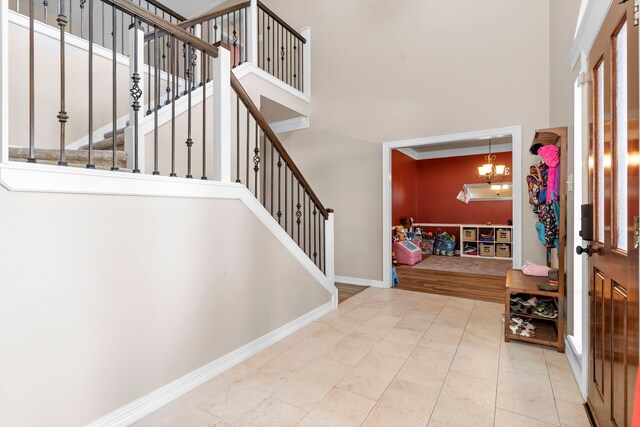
[381,125,523,288]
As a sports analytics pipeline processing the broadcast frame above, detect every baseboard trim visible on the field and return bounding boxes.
[335,275,387,288]
[565,335,587,399]
[88,300,334,427]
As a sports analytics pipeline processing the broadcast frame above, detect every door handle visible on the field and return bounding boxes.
[576,244,601,257]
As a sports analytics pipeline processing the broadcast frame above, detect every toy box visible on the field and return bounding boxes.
[393,240,422,266]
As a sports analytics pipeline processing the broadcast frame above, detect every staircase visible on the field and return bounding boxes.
[6,0,327,272]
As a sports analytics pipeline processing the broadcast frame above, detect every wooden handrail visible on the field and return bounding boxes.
[145,1,251,42]
[143,0,187,22]
[230,73,327,218]
[257,1,306,43]
[105,0,218,58]
[178,1,251,29]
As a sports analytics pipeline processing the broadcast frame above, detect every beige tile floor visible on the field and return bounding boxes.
[134,287,590,427]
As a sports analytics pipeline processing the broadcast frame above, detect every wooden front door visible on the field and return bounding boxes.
[587,2,639,426]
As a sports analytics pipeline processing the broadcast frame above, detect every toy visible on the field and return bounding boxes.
[394,225,407,241]
[434,229,457,256]
[393,240,422,265]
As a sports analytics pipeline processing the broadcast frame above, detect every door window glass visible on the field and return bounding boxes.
[614,21,628,251]
[595,60,605,243]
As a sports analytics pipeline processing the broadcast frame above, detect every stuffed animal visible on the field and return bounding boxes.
[395,225,407,241]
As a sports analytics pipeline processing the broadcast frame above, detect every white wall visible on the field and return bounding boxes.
[0,186,331,426]
[267,0,552,280]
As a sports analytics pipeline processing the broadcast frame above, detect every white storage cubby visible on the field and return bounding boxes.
[459,224,513,260]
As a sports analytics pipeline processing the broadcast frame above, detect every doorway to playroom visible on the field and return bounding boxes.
[382,126,523,301]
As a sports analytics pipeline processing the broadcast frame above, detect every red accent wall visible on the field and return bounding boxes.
[415,153,512,225]
[392,150,418,223]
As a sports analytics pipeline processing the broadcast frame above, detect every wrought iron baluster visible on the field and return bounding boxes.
[80,0,85,38]
[100,1,105,47]
[153,28,159,175]
[28,0,35,162]
[236,93,240,182]
[120,11,124,54]
[86,0,95,169]
[291,171,294,237]
[111,4,117,171]
[313,205,317,263]
[261,9,264,69]
[261,126,265,203]
[182,42,187,95]
[280,27,284,81]
[266,17,271,74]
[161,35,167,105]
[321,215,325,272]
[206,20,211,82]
[130,18,142,173]
[43,0,49,24]
[170,36,177,177]
[296,183,301,244]
[146,38,151,115]
[201,53,207,180]
[190,36,197,90]
[293,41,298,90]
[57,0,69,166]
[284,167,288,232]
[270,142,274,214]
[185,44,194,178]
[174,38,180,100]
[232,10,237,67]
[245,108,249,186]
[164,36,171,104]
[253,123,260,197]
[277,154,282,223]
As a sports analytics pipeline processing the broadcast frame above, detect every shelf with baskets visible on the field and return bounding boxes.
[460,224,512,260]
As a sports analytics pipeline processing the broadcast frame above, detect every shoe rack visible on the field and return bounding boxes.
[504,127,567,352]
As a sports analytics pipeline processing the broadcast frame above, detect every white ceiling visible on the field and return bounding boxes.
[399,135,513,160]
[161,0,227,18]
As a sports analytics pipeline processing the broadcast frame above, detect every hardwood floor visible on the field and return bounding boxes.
[395,264,505,304]
[335,283,369,303]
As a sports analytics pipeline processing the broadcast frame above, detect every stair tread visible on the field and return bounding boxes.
[78,132,125,151]
[103,127,127,140]
[9,147,127,168]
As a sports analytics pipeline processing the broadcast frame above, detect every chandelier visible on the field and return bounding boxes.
[477,138,509,184]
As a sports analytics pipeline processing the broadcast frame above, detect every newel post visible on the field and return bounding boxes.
[213,47,231,182]
[247,0,258,65]
[125,20,145,173]
[0,0,8,163]
[326,208,336,291]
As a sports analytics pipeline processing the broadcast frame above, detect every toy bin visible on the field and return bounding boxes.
[422,239,434,255]
[434,239,456,256]
[393,241,422,265]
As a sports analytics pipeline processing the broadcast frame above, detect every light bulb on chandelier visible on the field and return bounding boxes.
[478,138,510,184]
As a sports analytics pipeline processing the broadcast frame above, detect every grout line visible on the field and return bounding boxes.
[497,408,557,426]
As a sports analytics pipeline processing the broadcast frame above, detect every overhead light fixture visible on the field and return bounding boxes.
[491,184,510,196]
[478,138,510,184]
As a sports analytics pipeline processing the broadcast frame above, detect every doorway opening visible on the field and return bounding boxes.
[382,126,523,301]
